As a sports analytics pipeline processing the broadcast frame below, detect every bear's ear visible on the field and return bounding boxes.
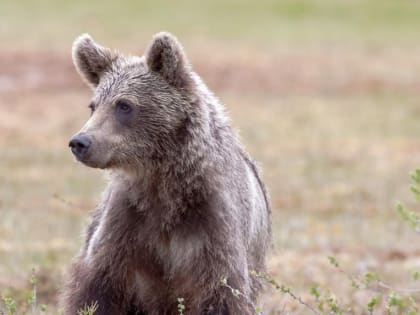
[72,34,115,88]
[145,32,192,89]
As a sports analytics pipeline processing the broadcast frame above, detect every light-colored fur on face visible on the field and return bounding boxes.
[62,32,271,315]
[71,33,195,170]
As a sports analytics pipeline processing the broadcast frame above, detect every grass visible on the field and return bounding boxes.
[1,0,420,314]
[2,0,420,50]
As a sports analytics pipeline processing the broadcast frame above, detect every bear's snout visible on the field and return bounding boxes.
[69,134,91,160]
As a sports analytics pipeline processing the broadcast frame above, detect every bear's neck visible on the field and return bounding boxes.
[106,149,213,231]
[109,104,232,230]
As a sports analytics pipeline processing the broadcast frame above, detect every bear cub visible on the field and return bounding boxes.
[61,32,270,315]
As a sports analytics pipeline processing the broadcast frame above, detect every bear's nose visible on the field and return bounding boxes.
[69,134,91,159]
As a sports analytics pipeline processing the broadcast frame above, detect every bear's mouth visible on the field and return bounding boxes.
[76,156,109,169]
[69,134,112,169]
[70,150,105,169]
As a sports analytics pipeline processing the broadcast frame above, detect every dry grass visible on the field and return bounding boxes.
[2,1,420,314]
[1,48,420,313]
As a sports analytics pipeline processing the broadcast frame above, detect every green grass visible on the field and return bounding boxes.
[1,0,420,50]
[2,0,420,313]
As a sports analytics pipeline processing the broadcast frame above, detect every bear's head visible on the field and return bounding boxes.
[69,32,200,170]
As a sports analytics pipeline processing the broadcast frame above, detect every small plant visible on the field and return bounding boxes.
[177,297,185,315]
[327,255,420,314]
[0,269,52,315]
[28,268,37,314]
[39,304,47,313]
[366,296,378,315]
[220,278,241,298]
[77,301,98,315]
[397,169,420,232]
[220,277,263,314]
[1,297,16,315]
[251,271,322,315]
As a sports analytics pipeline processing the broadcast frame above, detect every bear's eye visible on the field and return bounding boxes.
[116,100,133,114]
[115,100,133,124]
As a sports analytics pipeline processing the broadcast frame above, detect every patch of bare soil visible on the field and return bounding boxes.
[1,48,419,96]
[0,52,84,93]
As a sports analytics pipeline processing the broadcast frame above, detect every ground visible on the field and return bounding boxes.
[1,1,420,314]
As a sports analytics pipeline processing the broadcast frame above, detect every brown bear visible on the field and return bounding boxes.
[61,32,270,315]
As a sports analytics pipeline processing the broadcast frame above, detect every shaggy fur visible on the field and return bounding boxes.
[61,32,271,315]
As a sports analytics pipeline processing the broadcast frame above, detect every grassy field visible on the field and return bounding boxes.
[1,0,420,314]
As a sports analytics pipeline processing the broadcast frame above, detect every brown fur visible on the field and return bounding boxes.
[61,32,271,315]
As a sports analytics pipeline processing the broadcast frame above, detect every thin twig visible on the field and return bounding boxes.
[377,281,420,294]
[220,278,258,314]
[252,271,321,315]
[31,268,37,315]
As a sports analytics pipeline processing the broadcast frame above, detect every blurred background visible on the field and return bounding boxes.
[1,0,420,313]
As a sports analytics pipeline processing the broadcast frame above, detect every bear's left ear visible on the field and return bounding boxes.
[145,32,192,89]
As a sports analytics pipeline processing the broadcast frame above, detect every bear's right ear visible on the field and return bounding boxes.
[72,34,115,88]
